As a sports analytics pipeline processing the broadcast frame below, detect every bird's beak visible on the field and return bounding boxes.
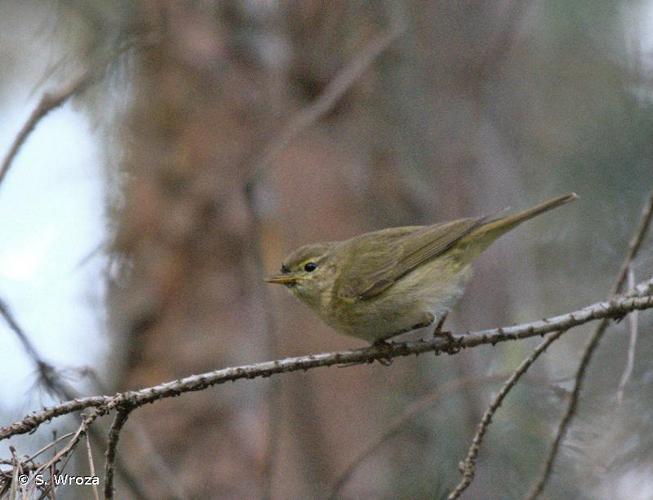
[265,274,299,286]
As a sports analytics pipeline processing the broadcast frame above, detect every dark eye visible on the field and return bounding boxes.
[304,262,318,272]
[280,264,290,274]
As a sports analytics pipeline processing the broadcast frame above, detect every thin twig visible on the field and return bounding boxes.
[27,432,75,463]
[0,70,93,188]
[0,296,155,500]
[448,330,565,499]
[33,409,102,479]
[0,299,71,397]
[327,373,511,500]
[9,447,23,500]
[616,268,638,404]
[1,285,651,443]
[79,368,183,499]
[526,192,653,499]
[85,433,101,500]
[104,409,131,500]
[246,23,404,186]
[0,37,151,191]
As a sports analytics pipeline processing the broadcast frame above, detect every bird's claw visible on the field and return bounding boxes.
[431,313,461,354]
[371,340,394,366]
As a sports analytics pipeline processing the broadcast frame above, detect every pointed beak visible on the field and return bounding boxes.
[265,274,299,286]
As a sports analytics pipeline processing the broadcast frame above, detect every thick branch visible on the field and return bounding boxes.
[1,287,651,442]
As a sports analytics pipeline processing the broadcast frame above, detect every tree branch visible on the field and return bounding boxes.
[327,373,513,500]
[0,296,154,499]
[1,285,651,443]
[0,36,154,191]
[246,22,404,186]
[0,70,93,189]
[448,330,565,499]
[616,268,639,403]
[85,432,101,500]
[526,192,653,499]
[104,409,131,500]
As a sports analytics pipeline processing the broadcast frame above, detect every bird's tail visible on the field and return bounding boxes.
[458,193,578,257]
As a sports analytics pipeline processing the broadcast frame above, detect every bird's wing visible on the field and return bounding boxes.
[336,217,484,301]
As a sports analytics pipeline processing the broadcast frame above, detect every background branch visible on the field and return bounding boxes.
[246,23,404,186]
[616,268,639,403]
[0,37,148,190]
[327,373,511,500]
[448,330,565,499]
[527,192,653,499]
[0,297,155,499]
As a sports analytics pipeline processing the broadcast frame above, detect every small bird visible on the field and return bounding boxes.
[266,193,578,344]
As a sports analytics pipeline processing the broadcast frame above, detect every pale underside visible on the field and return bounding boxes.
[322,256,472,342]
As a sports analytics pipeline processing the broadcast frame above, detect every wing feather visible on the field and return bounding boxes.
[336,217,484,301]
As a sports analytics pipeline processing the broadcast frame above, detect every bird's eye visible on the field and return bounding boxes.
[304,262,318,272]
[280,264,290,274]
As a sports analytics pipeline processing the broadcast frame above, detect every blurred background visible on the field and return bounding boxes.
[1,1,653,498]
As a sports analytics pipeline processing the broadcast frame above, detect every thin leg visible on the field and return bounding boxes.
[433,312,449,337]
[431,312,461,354]
[433,311,457,346]
[433,313,448,336]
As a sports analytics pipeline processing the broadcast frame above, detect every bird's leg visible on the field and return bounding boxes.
[367,313,439,365]
[371,339,394,366]
[432,312,456,345]
[431,312,461,354]
[432,312,449,337]
[337,340,394,368]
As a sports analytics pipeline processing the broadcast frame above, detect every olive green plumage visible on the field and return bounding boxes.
[267,193,578,343]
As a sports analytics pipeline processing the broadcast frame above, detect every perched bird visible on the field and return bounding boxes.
[266,193,578,344]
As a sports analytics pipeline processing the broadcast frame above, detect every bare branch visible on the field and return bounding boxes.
[85,433,101,500]
[1,286,651,443]
[0,296,153,499]
[32,409,103,481]
[0,298,79,399]
[611,194,653,295]
[0,70,93,189]
[448,330,565,499]
[527,192,653,499]
[0,36,154,192]
[104,409,131,500]
[247,23,404,185]
[327,373,512,499]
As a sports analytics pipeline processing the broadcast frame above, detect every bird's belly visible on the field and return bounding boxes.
[328,259,472,342]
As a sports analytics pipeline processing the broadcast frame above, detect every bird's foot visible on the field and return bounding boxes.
[432,312,448,336]
[371,340,394,366]
[431,313,461,354]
